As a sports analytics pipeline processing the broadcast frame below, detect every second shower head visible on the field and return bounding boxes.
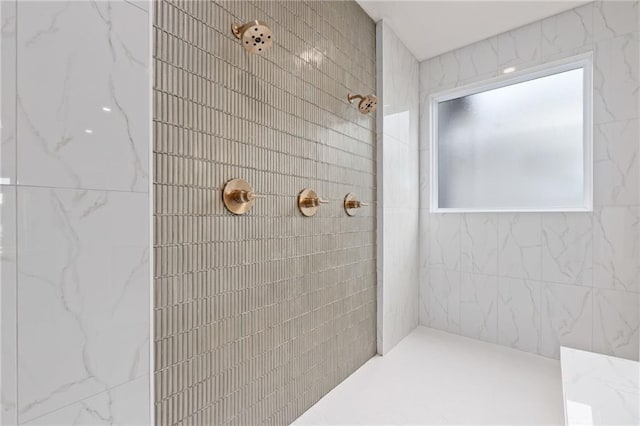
[232,20,273,54]
[348,93,378,114]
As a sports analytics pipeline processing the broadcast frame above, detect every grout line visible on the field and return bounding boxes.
[124,0,148,14]
[20,375,150,425]
[14,0,19,422]
[147,0,155,424]
[8,183,149,195]
[496,213,500,343]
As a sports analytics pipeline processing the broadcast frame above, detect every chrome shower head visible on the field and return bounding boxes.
[348,93,378,114]
[232,20,273,54]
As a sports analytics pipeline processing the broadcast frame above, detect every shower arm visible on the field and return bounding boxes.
[347,93,365,104]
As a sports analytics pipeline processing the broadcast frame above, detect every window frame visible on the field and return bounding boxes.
[429,53,594,213]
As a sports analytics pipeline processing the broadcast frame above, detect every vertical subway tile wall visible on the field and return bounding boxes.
[152,1,377,425]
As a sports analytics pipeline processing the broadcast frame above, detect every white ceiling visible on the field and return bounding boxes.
[356,1,589,61]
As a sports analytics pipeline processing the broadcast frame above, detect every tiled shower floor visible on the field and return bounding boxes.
[294,327,564,425]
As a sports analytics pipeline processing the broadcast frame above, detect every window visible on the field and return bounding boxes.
[430,55,592,212]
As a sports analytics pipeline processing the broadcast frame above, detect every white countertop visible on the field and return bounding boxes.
[561,347,639,426]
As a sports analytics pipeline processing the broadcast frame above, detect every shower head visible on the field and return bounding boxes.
[232,20,273,54]
[348,93,377,114]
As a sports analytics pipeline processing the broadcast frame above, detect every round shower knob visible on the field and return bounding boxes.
[222,178,264,215]
[298,189,328,217]
[344,193,369,216]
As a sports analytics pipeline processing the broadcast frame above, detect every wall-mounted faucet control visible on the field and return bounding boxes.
[344,193,369,216]
[298,189,328,217]
[223,178,265,215]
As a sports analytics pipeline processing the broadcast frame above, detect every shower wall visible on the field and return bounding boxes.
[1,1,151,425]
[377,22,420,354]
[419,1,640,361]
[152,1,376,425]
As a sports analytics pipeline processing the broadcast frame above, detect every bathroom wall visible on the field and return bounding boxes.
[152,1,376,425]
[377,22,420,354]
[419,0,640,361]
[1,1,151,425]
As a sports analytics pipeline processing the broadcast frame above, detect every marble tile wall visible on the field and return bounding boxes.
[561,347,639,426]
[377,22,420,354]
[153,1,377,425]
[0,1,152,425]
[419,1,640,361]
[1,2,18,423]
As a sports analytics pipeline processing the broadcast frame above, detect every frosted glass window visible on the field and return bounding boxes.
[431,59,592,212]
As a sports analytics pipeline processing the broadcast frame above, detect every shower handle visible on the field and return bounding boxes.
[344,193,369,216]
[223,178,263,215]
[298,189,327,217]
[345,200,368,209]
[300,197,328,207]
[231,190,265,203]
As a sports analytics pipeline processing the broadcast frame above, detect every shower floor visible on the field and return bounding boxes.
[294,326,564,425]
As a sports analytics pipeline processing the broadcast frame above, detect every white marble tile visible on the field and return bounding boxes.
[418,62,430,143]
[419,60,429,95]
[17,187,149,423]
[561,347,639,426]
[124,0,150,12]
[429,269,460,333]
[382,208,420,354]
[417,1,639,365]
[498,277,542,354]
[456,37,498,82]
[379,23,420,354]
[593,289,639,360]
[498,213,542,280]
[383,111,411,148]
[541,282,593,358]
[594,119,639,206]
[461,213,498,275]
[419,209,430,326]
[1,0,16,185]
[460,273,497,343]
[541,4,593,59]
[498,22,542,69]
[382,133,413,209]
[376,100,384,359]
[419,254,430,326]
[542,213,593,286]
[381,22,419,134]
[593,0,639,42]
[593,206,640,293]
[376,206,384,355]
[425,51,460,92]
[418,148,429,211]
[1,185,17,425]
[17,1,149,191]
[594,32,639,124]
[429,214,460,270]
[24,375,150,426]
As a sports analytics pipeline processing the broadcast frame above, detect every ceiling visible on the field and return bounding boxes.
[356,1,589,61]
